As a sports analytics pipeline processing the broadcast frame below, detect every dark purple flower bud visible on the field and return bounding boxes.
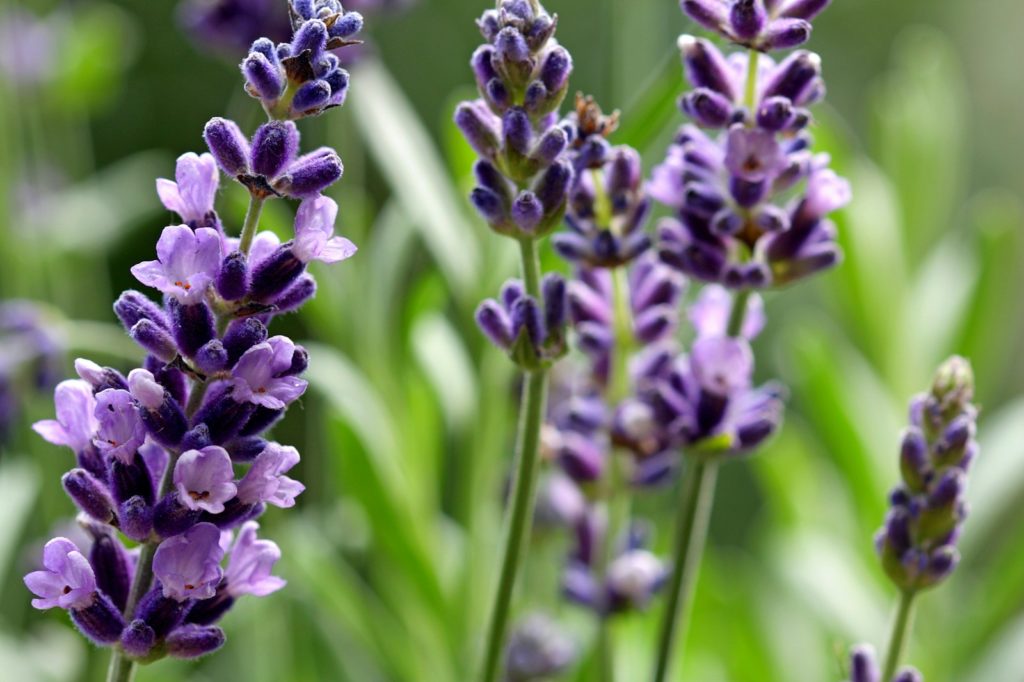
[531,127,569,166]
[329,11,363,39]
[762,51,821,103]
[128,369,187,448]
[512,297,545,348]
[848,644,880,682]
[169,299,216,358]
[130,319,178,362]
[136,587,189,637]
[455,101,503,161]
[249,247,306,302]
[275,148,343,197]
[679,36,737,100]
[242,52,284,102]
[166,624,226,659]
[153,493,202,538]
[273,275,318,313]
[217,251,249,301]
[62,469,115,523]
[542,274,567,334]
[495,27,530,63]
[757,96,795,130]
[89,533,131,612]
[251,121,299,179]
[110,454,155,509]
[559,432,604,482]
[534,160,573,213]
[70,591,125,645]
[121,619,156,658]
[204,117,251,176]
[892,669,923,682]
[511,192,544,232]
[181,424,212,451]
[900,428,928,492]
[119,495,153,542]
[754,205,789,232]
[503,107,533,156]
[287,345,309,375]
[292,79,332,114]
[225,436,268,462]
[762,18,812,49]
[114,290,169,332]
[781,0,831,20]
[477,300,514,349]
[291,19,328,57]
[191,388,257,445]
[729,0,767,41]
[223,318,268,365]
[194,340,229,375]
[471,187,508,226]
[539,46,572,93]
[239,406,285,437]
[681,0,729,33]
[682,88,733,128]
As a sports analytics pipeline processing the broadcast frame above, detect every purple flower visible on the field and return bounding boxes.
[93,389,146,464]
[605,549,668,611]
[33,380,97,454]
[292,195,357,264]
[723,125,786,182]
[236,442,304,507]
[157,153,220,226]
[689,336,753,396]
[225,522,286,597]
[153,522,225,602]
[24,538,96,610]
[174,446,238,514]
[230,338,308,409]
[131,225,223,304]
[688,285,764,340]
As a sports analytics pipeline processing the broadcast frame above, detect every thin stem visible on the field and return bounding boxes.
[744,49,760,112]
[479,236,549,682]
[106,651,137,682]
[882,590,917,681]
[651,290,749,681]
[237,194,266,256]
[651,458,719,682]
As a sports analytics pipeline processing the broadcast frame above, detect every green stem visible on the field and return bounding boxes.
[651,290,749,681]
[744,49,760,112]
[882,590,917,681]
[479,237,549,682]
[237,194,266,256]
[651,458,719,682]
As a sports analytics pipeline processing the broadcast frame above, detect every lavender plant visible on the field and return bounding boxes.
[843,357,978,682]
[22,2,363,680]
[647,0,850,678]
[454,2,573,680]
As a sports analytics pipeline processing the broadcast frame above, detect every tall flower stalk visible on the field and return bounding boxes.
[648,0,849,678]
[23,2,364,681]
[454,2,574,680]
[843,357,978,682]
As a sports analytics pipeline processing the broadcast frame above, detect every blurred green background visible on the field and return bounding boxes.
[1,0,1023,680]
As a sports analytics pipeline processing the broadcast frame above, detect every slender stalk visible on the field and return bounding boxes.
[651,289,749,681]
[744,50,760,112]
[479,237,550,682]
[882,590,917,681]
[651,458,719,681]
[237,194,266,256]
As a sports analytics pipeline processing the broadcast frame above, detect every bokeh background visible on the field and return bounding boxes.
[2,0,1023,680]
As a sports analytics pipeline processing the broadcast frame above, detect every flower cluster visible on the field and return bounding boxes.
[476,275,568,371]
[876,356,978,593]
[241,0,363,120]
[24,0,358,667]
[844,644,922,682]
[455,0,574,239]
[650,1,850,288]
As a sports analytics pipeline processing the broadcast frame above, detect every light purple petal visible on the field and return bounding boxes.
[93,389,146,464]
[319,236,358,263]
[33,380,97,452]
[226,522,286,597]
[237,443,304,507]
[156,178,186,216]
[174,446,237,514]
[689,336,753,396]
[153,523,225,602]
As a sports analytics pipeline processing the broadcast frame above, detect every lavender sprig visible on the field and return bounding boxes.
[651,1,842,678]
[23,3,361,680]
[844,357,977,682]
[455,3,575,681]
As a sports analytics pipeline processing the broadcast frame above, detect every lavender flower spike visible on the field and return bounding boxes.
[153,522,226,602]
[131,225,223,304]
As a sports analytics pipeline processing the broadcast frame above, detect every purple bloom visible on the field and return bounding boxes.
[93,389,146,464]
[33,380,98,454]
[174,446,238,514]
[131,225,223,304]
[225,522,286,597]
[688,285,764,339]
[605,549,668,611]
[236,442,304,507]
[505,614,577,682]
[153,523,225,602]
[723,125,786,182]
[24,538,96,610]
[689,336,753,396]
[157,153,220,226]
[230,338,308,409]
[292,195,357,264]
